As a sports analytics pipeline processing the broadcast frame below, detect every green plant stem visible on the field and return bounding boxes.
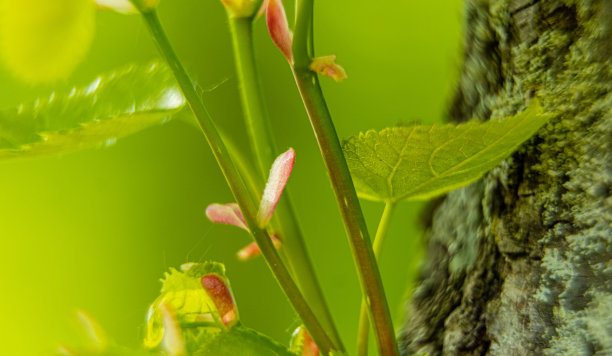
[357,202,396,356]
[292,2,399,355]
[291,68,398,356]
[228,17,275,178]
[138,9,335,354]
[228,16,345,352]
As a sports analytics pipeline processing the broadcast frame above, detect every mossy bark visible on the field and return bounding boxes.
[398,1,612,355]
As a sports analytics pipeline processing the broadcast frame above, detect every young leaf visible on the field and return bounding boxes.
[145,263,294,356]
[266,0,293,63]
[200,273,239,327]
[0,61,185,160]
[343,101,552,202]
[257,148,295,227]
[144,262,228,349]
[206,203,249,231]
[190,325,295,356]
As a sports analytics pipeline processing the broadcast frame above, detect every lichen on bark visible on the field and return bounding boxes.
[399,0,612,355]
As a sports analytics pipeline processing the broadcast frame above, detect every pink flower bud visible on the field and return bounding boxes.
[200,274,239,327]
[206,203,248,231]
[257,148,295,227]
[309,55,347,82]
[237,235,282,261]
[266,0,293,63]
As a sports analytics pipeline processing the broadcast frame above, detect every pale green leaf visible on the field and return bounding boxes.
[343,101,552,202]
[190,325,295,356]
[0,61,185,159]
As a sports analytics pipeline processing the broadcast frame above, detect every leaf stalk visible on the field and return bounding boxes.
[357,202,396,356]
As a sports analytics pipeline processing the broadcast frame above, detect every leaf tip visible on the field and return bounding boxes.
[266,0,293,63]
[206,203,249,231]
[257,148,295,227]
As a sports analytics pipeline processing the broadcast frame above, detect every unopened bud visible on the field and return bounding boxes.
[309,55,347,82]
[266,0,293,63]
[206,203,249,231]
[201,274,239,327]
[257,148,295,227]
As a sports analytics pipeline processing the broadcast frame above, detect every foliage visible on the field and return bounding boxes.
[0,62,184,159]
[61,263,296,356]
[343,101,552,203]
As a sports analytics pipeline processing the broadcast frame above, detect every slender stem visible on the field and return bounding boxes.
[292,2,399,354]
[138,9,335,353]
[293,0,314,70]
[228,16,345,352]
[228,17,276,177]
[357,202,396,356]
[292,68,398,355]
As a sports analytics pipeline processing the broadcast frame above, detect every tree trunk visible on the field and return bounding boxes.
[398,1,611,355]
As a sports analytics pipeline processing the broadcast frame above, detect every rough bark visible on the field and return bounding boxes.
[398,1,612,355]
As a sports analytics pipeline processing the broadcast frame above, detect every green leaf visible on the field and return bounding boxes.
[189,325,295,356]
[61,263,293,356]
[0,61,185,159]
[343,101,553,202]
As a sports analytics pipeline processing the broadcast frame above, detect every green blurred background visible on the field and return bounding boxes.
[0,0,462,354]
